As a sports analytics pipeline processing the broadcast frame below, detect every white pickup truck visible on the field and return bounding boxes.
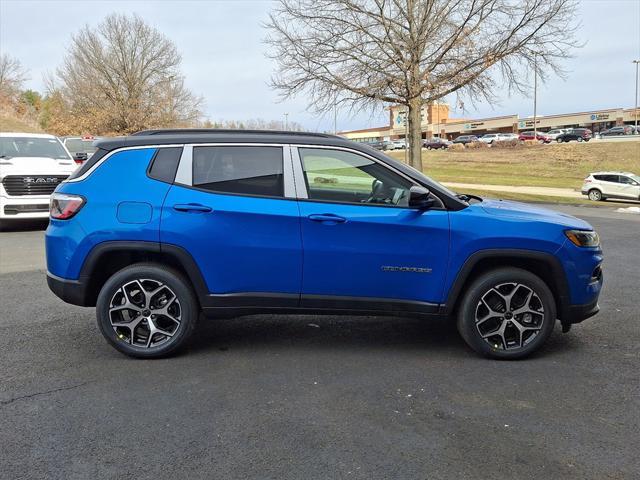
[0,133,78,227]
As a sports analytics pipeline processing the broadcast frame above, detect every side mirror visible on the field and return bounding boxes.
[409,185,434,210]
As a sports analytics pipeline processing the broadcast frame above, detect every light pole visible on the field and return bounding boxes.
[533,54,538,140]
[634,60,640,131]
[284,113,289,130]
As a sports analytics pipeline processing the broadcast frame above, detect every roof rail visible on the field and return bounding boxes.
[131,128,334,138]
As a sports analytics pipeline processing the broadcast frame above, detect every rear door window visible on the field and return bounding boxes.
[192,146,284,197]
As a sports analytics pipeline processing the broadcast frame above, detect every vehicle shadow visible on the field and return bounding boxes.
[184,314,579,359]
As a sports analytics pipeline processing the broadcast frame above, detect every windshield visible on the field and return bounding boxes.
[629,174,640,183]
[0,136,71,160]
[64,138,97,154]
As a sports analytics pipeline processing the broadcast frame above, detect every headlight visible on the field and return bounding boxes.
[565,229,600,247]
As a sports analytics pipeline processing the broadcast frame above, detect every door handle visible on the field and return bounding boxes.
[308,213,347,223]
[173,203,212,213]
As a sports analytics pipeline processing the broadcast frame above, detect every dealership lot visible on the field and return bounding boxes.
[0,205,638,480]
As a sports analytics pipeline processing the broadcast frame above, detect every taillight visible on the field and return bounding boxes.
[50,193,85,220]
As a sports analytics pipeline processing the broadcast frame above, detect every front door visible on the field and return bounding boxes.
[294,147,450,307]
[161,145,302,302]
[616,175,640,199]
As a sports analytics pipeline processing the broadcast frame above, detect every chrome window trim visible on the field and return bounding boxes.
[289,145,308,199]
[64,144,185,183]
[282,145,296,198]
[174,145,193,185]
[290,144,445,209]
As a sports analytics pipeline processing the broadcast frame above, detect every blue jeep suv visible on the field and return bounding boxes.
[46,130,603,359]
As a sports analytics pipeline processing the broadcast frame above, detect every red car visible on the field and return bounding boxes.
[518,131,551,143]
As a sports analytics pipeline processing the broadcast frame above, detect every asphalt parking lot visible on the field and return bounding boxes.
[0,205,638,480]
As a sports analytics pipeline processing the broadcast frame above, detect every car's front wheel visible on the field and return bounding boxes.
[96,263,198,358]
[456,268,556,359]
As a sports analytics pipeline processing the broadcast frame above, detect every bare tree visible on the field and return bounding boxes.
[54,13,202,134]
[266,0,580,170]
[0,54,28,98]
[206,118,305,131]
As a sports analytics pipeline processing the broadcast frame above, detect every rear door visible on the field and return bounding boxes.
[293,146,450,308]
[160,144,302,304]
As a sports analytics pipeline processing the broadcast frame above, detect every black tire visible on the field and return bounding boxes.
[456,267,556,360]
[577,137,583,142]
[556,138,562,143]
[96,263,199,358]
[588,189,603,201]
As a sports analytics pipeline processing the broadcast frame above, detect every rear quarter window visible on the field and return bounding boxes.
[148,147,183,184]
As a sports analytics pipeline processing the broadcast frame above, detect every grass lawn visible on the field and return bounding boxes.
[0,113,42,133]
[387,141,640,190]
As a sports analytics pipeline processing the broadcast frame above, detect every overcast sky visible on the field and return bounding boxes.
[1,0,639,131]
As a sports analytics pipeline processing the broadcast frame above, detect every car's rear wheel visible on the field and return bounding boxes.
[96,263,198,358]
[588,189,603,201]
[556,138,562,143]
[577,137,583,142]
[456,268,556,359]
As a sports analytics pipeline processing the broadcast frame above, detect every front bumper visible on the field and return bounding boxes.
[563,297,600,324]
[0,194,50,219]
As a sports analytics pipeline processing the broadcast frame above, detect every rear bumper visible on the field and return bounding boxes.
[47,272,91,306]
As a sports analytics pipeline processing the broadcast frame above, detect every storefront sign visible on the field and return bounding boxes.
[518,119,540,128]
[590,113,610,121]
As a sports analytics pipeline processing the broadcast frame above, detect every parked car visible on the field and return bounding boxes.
[581,171,640,202]
[545,129,568,141]
[391,139,406,150]
[496,133,520,142]
[0,132,77,228]
[518,131,551,143]
[423,137,451,149]
[478,133,502,145]
[452,135,479,145]
[556,128,592,143]
[46,129,603,360]
[599,126,632,137]
[368,140,393,151]
[62,135,101,164]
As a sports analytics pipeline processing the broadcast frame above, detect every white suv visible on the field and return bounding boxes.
[581,171,640,202]
[0,133,78,226]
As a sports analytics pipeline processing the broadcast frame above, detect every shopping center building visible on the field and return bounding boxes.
[339,104,640,142]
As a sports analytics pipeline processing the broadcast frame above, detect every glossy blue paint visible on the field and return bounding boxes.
[160,185,303,294]
[446,200,602,306]
[298,201,450,302]
[116,202,153,224]
[45,147,601,312]
[46,148,169,279]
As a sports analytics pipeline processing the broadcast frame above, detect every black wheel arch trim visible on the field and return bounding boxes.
[53,240,212,307]
[54,243,588,324]
[441,249,572,319]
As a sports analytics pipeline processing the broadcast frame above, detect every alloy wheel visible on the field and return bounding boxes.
[474,282,545,350]
[588,190,602,201]
[109,279,182,348]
